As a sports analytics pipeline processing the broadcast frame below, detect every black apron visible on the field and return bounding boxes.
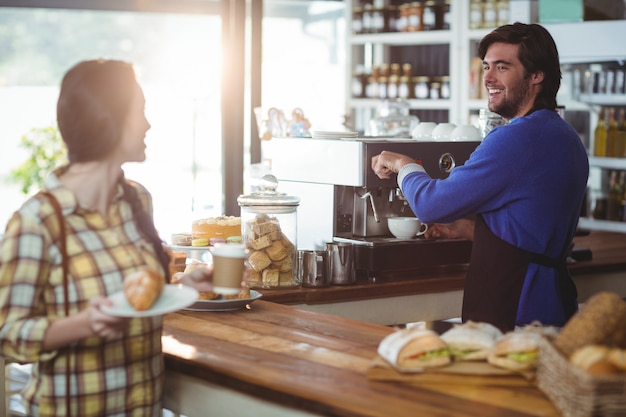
[462,215,578,332]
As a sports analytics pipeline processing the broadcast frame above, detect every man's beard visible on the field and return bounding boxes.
[488,76,533,119]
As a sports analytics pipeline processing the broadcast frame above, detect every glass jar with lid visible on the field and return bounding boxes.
[237,174,300,289]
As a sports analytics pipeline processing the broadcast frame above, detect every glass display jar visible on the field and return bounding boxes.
[237,174,300,289]
[369,99,420,137]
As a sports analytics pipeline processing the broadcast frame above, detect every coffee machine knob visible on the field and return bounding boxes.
[438,153,456,174]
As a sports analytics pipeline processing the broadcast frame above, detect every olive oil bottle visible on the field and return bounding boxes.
[616,108,626,158]
[606,107,618,157]
[593,108,607,157]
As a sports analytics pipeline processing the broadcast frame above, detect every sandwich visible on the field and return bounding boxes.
[487,331,542,371]
[570,345,623,376]
[440,321,503,361]
[377,329,451,371]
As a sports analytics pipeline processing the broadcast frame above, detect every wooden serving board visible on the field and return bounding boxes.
[367,355,535,387]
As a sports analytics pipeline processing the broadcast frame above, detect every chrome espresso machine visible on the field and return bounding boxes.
[263,137,480,281]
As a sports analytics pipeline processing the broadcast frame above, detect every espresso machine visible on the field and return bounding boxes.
[263,137,480,281]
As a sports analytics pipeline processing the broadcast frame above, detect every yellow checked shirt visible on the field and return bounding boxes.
[0,170,165,417]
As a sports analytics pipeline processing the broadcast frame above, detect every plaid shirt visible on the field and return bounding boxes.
[0,169,164,417]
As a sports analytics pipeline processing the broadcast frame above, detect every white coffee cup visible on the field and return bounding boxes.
[387,217,429,239]
[411,122,437,140]
[211,244,247,295]
[431,122,456,141]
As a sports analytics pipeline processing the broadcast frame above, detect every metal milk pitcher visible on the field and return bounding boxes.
[298,250,330,288]
[326,242,356,285]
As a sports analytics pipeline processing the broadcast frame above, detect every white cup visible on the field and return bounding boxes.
[387,217,429,239]
[431,122,457,141]
[411,122,437,140]
[449,124,482,141]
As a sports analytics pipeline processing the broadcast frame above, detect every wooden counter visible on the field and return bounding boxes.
[256,231,626,324]
[162,301,559,417]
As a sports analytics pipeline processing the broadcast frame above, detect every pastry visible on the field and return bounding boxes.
[123,267,165,311]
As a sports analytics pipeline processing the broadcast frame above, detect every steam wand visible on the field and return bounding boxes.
[360,191,380,223]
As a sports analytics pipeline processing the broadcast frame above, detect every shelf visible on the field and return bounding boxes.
[577,94,626,106]
[578,217,626,234]
[350,30,452,46]
[347,98,451,111]
[588,156,626,170]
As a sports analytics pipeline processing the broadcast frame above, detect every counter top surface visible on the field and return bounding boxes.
[163,300,558,417]
[259,231,626,305]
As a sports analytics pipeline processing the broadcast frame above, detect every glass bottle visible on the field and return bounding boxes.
[407,2,423,32]
[413,76,430,99]
[352,7,363,34]
[593,108,608,157]
[397,4,409,32]
[616,108,626,158]
[438,0,451,30]
[607,170,624,221]
[607,107,618,157]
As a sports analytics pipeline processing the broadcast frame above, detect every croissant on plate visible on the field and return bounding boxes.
[123,267,165,311]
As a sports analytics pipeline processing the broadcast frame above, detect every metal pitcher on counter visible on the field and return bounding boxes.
[326,242,356,285]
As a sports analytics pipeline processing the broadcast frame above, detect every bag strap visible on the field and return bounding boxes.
[39,191,71,417]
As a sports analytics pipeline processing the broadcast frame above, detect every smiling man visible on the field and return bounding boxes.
[371,23,589,332]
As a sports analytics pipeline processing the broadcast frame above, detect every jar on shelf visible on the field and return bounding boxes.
[406,2,423,32]
[398,75,412,99]
[496,0,510,26]
[370,6,386,33]
[378,75,388,99]
[422,1,438,30]
[469,0,484,29]
[413,76,430,99]
[386,5,398,32]
[361,4,373,33]
[352,7,363,34]
[440,75,451,99]
[237,174,300,289]
[438,0,451,30]
[387,74,399,99]
[483,0,497,28]
[397,3,410,32]
[429,80,441,99]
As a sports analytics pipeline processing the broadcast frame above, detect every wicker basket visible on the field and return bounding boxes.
[536,337,626,417]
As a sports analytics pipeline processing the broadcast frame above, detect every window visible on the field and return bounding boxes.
[0,1,345,240]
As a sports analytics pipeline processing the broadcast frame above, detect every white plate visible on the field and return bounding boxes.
[168,244,212,251]
[184,290,263,311]
[102,284,199,318]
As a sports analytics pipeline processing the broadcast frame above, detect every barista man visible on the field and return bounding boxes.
[371,23,589,332]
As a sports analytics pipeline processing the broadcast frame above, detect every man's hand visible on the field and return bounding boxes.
[424,218,476,241]
[371,151,415,179]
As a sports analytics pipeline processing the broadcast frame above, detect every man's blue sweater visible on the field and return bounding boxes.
[398,109,589,325]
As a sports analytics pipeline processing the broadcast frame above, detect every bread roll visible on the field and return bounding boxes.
[378,329,451,371]
[487,331,542,371]
[124,267,165,311]
[554,292,626,357]
[570,345,622,375]
[608,348,626,371]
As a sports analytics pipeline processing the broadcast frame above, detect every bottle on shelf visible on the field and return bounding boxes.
[483,0,498,28]
[607,170,625,221]
[593,107,608,157]
[616,108,626,158]
[607,107,618,157]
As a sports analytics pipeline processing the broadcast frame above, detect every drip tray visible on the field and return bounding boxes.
[334,235,472,281]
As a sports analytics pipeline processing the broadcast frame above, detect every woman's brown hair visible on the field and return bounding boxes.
[57,59,170,281]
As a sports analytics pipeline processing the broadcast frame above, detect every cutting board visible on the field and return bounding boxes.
[367,355,535,387]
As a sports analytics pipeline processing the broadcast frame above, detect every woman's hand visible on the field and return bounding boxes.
[88,296,130,340]
[172,264,214,294]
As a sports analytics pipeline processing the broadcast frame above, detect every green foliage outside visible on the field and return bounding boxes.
[7,126,67,195]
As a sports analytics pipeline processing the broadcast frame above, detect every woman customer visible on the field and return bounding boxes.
[0,59,212,416]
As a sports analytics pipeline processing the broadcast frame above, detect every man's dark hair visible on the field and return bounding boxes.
[478,22,561,112]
